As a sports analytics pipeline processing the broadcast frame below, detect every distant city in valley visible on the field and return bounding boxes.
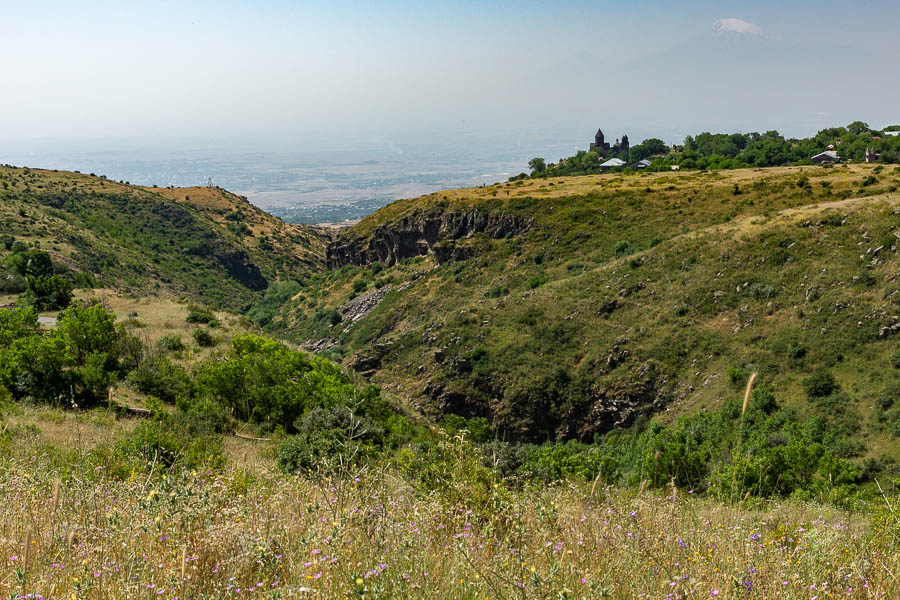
[1,133,582,225]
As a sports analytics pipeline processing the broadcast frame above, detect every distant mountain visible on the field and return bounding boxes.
[618,21,893,132]
[0,166,328,309]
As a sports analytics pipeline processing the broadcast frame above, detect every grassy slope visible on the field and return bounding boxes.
[0,166,328,309]
[273,164,900,454]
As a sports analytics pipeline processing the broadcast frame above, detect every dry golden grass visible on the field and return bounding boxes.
[0,425,897,599]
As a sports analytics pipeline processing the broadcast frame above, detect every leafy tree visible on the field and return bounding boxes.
[627,138,667,162]
[57,303,123,369]
[847,120,870,135]
[0,306,38,346]
[528,158,546,173]
[5,249,53,279]
[25,275,72,311]
[0,334,72,403]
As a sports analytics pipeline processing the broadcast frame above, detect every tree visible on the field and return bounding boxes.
[847,121,870,135]
[26,275,72,311]
[580,152,601,171]
[5,249,53,279]
[57,303,123,368]
[528,158,546,173]
[628,138,668,162]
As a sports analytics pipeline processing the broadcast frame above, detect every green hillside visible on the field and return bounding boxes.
[264,164,900,463]
[0,166,327,309]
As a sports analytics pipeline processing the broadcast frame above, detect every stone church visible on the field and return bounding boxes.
[590,128,629,154]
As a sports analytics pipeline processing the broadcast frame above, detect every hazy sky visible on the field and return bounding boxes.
[3,0,899,152]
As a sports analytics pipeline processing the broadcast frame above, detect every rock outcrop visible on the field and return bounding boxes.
[326,209,531,268]
[218,250,267,291]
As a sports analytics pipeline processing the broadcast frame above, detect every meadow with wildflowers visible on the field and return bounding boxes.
[0,421,898,600]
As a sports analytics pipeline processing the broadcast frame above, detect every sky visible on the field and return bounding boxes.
[2,0,899,155]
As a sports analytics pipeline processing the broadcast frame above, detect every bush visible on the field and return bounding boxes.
[117,405,224,472]
[157,334,185,353]
[441,414,493,443]
[246,280,301,327]
[26,274,72,311]
[892,349,900,369]
[57,303,123,369]
[0,304,128,405]
[192,328,216,347]
[485,285,509,298]
[314,308,342,326]
[877,383,899,411]
[4,248,53,279]
[196,335,342,428]
[525,273,548,289]
[787,342,808,360]
[186,306,218,326]
[126,354,190,403]
[803,369,838,400]
[277,431,348,474]
[0,272,26,294]
[726,365,750,387]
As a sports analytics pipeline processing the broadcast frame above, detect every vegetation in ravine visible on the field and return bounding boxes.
[250,165,900,501]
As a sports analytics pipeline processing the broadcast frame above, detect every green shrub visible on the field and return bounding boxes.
[787,342,808,360]
[877,383,899,411]
[193,335,405,436]
[314,308,343,326]
[4,248,52,279]
[352,278,368,293]
[246,280,301,327]
[277,432,348,474]
[485,285,509,298]
[116,406,224,472]
[0,272,27,294]
[726,365,750,387]
[803,369,838,400]
[0,304,129,405]
[525,273,548,289]
[26,274,72,310]
[441,414,492,443]
[192,328,216,347]
[186,306,218,326]
[126,354,190,403]
[157,334,185,353]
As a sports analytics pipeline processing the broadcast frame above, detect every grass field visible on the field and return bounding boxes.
[0,416,898,600]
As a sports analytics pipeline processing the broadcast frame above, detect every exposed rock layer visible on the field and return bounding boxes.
[327,209,531,268]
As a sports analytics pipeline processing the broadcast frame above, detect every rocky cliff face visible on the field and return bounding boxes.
[218,250,267,291]
[326,209,531,268]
